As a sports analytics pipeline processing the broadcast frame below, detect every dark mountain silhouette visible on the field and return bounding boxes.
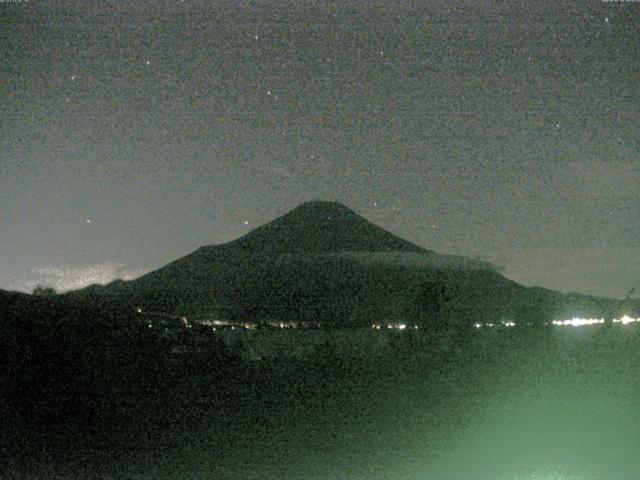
[57,200,632,328]
[130,201,493,285]
[223,201,428,255]
[0,289,29,320]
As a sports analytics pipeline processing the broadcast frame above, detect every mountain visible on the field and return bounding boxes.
[130,201,494,286]
[66,201,630,327]
[0,289,29,320]
[0,288,70,328]
[223,201,428,255]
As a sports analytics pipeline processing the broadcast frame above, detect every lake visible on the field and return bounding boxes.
[6,324,640,480]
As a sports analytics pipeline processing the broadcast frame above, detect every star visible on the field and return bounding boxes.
[85,219,91,224]
[244,220,249,225]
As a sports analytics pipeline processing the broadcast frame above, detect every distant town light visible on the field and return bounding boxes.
[613,315,638,325]
[552,318,605,327]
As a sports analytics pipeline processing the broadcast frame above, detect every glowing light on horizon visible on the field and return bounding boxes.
[371,323,413,331]
[549,316,639,327]
[552,318,605,327]
[25,263,148,292]
[473,321,516,328]
[613,315,639,325]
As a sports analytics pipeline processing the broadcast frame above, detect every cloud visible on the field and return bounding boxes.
[25,262,148,292]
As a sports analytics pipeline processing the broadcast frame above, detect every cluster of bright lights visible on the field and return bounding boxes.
[474,321,516,328]
[550,315,640,327]
[371,323,418,331]
[552,318,605,327]
[612,315,639,325]
[475,316,640,328]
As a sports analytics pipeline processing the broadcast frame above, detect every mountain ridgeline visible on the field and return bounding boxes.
[45,201,629,329]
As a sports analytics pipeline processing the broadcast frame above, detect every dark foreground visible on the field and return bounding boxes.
[3,322,640,480]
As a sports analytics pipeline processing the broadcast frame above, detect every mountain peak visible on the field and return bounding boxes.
[227,201,427,255]
[290,200,354,215]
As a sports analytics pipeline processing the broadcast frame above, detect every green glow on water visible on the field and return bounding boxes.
[406,327,640,480]
[16,325,640,479]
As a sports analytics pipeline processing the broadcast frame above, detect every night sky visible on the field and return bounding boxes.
[1,0,638,298]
